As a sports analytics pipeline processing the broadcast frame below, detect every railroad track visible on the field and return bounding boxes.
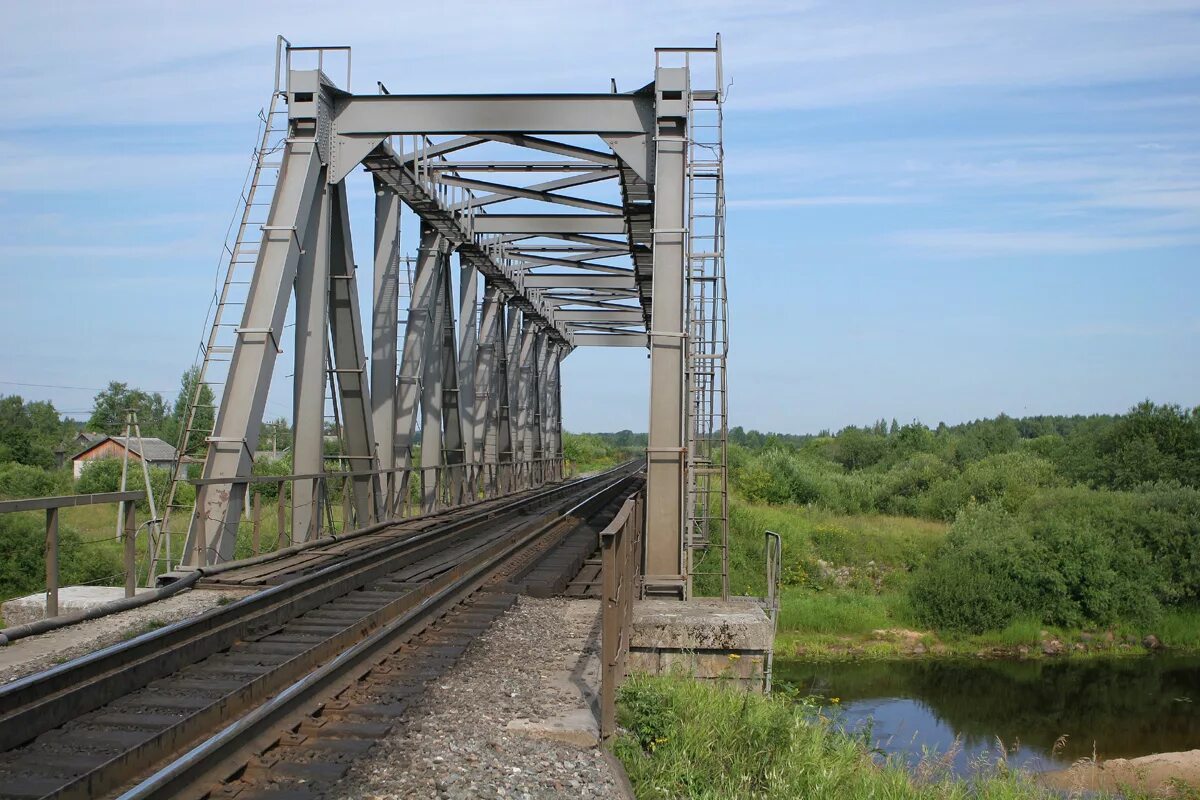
[0,463,641,800]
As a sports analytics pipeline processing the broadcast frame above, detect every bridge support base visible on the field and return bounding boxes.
[627,598,773,690]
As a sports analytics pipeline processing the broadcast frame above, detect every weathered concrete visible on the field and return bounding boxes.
[2,586,152,628]
[628,597,773,687]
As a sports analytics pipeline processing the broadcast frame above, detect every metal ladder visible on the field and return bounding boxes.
[683,38,730,599]
[151,89,290,578]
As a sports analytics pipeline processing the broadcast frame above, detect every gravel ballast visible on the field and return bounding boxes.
[333,596,629,800]
[0,587,250,685]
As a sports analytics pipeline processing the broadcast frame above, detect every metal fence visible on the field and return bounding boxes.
[184,457,564,568]
[0,490,147,618]
[599,492,643,740]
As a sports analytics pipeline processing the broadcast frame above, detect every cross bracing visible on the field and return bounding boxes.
[166,37,727,602]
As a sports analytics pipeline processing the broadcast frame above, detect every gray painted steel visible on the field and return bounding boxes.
[179,41,727,602]
[643,66,690,596]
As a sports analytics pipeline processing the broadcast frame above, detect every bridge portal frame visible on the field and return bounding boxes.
[180,41,721,603]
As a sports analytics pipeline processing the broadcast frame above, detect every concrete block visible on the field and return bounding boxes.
[2,586,150,628]
[628,597,773,688]
[631,597,773,651]
[507,709,599,748]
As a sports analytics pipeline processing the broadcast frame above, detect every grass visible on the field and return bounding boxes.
[706,495,1200,660]
[611,674,1172,800]
[121,618,168,641]
[1155,609,1200,650]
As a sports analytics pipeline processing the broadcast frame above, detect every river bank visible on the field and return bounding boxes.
[704,499,1200,661]
[612,674,1195,799]
[777,615,1200,661]
[1041,750,1200,797]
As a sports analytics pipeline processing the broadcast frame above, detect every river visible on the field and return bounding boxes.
[774,655,1200,776]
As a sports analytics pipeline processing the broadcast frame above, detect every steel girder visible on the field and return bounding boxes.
[333,93,653,136]
[182,137,323,564]
[289,165,331,547]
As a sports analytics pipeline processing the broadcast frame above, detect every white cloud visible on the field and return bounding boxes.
[1,0,1198,127]
[891,228,1200,257]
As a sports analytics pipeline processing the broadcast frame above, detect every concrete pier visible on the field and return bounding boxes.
[628,598,774,688]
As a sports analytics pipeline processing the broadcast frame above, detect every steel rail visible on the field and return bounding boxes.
[116,469,638,800]
[0,463,635,762]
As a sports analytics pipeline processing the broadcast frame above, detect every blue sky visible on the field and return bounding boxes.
[1,1,1197,434]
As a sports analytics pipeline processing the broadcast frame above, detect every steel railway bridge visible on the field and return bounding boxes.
[0,37,746,800]
[162,37,729,601]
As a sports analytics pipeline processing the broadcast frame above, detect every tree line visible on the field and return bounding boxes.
[726,402,1200,635]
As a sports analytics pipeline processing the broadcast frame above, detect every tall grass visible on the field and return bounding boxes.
[698,497,945,598]
[613,674,1088,800]
[778,591,907,636]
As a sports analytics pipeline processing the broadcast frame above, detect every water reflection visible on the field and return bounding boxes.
[774,655,1200,775]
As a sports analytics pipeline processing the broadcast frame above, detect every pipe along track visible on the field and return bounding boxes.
[0,463,641,800]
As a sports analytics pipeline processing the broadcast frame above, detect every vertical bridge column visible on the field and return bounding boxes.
[643,66,690,598]
[327,181,382,525]
[457,261,480,495]
[395,226,443,510]
[291,169,332,543]
[371,180,401,513]
[474,281,505,495]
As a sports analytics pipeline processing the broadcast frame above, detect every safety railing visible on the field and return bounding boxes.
[600,492,644,740]
[185,457,564,566]
[763,529,782,692]
[0,490,148,618]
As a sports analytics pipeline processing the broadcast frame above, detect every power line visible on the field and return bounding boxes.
[0,380,103,391]
[0,380,179,394]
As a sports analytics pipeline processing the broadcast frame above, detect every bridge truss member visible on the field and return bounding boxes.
[166,38,728,601]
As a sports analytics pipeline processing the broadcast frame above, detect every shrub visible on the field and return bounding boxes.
[1127,482,1200,604]
[1014,488,1159,627]
[873,453,955,516]
[910,487,1188,633]
[0,514,123,601]
[76,458,192,512]
[909,503,1050,633]
[918,451,1060,521]
[0,462,70,498]
[250,456,292,501]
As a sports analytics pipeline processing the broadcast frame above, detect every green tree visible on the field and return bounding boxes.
[160,366,216,455]
[1093,401,1200,489]
[0,394,70,468]
[258,417,293,455]
[0,395,34,465]
[87,382,170,438]
[828,427,887,471]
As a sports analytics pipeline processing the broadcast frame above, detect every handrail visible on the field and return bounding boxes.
[0,490,144,514]
[600,491,643,740]
[0,490,148,619]
[763,530,782,692]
